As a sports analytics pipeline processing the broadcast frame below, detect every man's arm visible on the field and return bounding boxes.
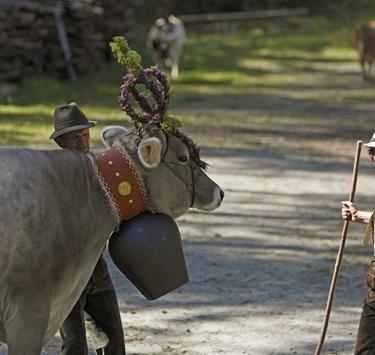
[341,200,373,224]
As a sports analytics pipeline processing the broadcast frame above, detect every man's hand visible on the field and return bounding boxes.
[341,201,372,224]
[341,201,358,221]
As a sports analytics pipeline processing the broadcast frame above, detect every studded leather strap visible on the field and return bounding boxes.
[95,147,149,221]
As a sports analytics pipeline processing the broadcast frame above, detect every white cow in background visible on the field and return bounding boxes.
[147,15,186,81]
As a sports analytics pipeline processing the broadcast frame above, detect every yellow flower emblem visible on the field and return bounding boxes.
[118,181,132,196]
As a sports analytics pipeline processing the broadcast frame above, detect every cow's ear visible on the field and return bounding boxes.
[101,126,128,148]
[137,137,162,168]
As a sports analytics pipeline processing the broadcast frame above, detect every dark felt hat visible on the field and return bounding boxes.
[50,102,97,139]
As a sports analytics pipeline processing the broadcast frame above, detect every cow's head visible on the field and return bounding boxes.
[102,124,224,218]
[106,38,224,218]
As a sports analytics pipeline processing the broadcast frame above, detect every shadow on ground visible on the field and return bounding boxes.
[100,146,374,354]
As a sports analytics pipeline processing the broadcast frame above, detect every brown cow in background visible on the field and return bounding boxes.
[354,21,375,81]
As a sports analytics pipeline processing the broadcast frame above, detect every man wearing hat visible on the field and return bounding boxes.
[51,102,126,355]
[341,132,375,354]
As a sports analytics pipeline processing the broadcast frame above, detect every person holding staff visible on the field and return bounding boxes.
[342,132,375,354]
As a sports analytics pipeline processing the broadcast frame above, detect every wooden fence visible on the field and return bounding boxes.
[179,7,310,33]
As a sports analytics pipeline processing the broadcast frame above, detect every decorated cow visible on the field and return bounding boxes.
[0,38,223,354]
[147,15,186,81]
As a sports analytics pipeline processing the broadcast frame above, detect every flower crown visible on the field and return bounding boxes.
[109,36,207,170]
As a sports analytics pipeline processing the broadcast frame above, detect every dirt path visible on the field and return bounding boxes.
[0,145,373,355]
[50,147,375,354]
[110,147,374,355]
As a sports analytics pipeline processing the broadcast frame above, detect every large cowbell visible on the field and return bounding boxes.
[108,212,189,300]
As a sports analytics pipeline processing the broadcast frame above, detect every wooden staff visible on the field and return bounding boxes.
[314,140,362,355]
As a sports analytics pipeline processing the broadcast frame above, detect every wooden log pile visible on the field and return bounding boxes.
[0,0,136,83]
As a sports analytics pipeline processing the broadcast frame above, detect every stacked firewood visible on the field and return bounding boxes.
[0,0,136,83]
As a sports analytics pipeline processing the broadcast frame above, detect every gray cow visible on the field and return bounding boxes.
[0,123,223,354]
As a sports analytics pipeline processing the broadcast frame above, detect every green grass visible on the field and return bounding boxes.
[1,14,375,152]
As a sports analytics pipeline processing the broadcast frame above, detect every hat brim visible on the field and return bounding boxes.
[364,142,375,148]
[49,121,97,140]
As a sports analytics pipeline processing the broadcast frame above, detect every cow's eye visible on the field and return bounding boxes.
[178,155,189,164]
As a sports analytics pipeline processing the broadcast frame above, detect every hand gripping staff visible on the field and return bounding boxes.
[315,140,362,355]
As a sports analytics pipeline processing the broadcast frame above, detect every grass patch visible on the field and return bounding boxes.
[1,14,374,153]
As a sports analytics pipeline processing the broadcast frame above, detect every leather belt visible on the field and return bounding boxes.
[95,147,149,221]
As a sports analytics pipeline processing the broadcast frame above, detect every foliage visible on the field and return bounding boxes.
[109,37,142,75]
[1,13,374,153]
[134,0,375,25]
[109,36,173,127]
[163,115,182,132]
[110,37,205,168]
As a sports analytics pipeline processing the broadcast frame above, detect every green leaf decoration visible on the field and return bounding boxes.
[159,115,182,133]
[165,115,182,129]
[109,36,142,75]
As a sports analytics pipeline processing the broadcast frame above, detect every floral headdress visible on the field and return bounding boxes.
[109,36,207,170]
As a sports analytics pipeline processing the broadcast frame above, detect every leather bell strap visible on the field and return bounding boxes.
[363,211,375,247]
[95,147,149,222]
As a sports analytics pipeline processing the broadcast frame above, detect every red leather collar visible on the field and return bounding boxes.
[95,147,149,221]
